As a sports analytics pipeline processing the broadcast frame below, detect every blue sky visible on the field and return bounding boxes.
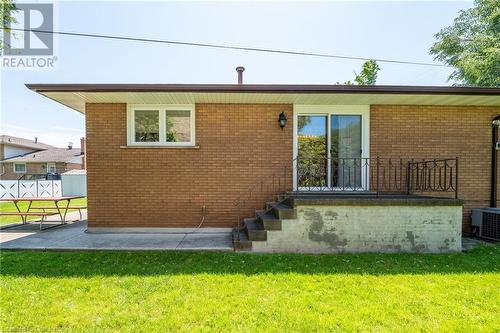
[1,0,472,147]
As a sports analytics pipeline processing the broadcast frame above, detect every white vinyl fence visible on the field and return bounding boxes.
[0,180,63,199]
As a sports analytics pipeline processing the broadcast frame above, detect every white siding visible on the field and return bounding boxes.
[4,145,35,159]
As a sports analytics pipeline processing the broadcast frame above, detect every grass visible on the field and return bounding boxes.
[0,198,87,225]
[1,246,499,332]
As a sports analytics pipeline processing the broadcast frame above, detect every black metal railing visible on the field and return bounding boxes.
[17,173,59,181]
[296,157,408,193]
[407,158,458,199]
[233,162,293,240]
[296,156,458,198]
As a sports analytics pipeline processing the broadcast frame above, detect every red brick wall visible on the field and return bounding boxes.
[85,102,499,231]
[371,105,500,233]
[85,103,293,228]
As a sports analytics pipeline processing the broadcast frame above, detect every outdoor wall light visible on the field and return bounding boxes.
[278,112,287,130]
[492,119,500,126]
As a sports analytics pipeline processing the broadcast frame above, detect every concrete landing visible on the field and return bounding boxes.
[0,220,233,251]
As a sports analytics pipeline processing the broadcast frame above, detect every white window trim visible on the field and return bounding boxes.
[47,162,56,173]
[292,105,370,191]
[13,162,26,174]
[127,104,196,147]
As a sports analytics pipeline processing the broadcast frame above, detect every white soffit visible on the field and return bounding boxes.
[40,91,500,114]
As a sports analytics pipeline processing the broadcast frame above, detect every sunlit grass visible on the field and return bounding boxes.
[1,246,499,332]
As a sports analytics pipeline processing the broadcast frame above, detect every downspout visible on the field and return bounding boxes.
[490,115,500,207]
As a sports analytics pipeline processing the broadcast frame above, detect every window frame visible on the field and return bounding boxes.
[127,104,196,147]
[292,105,370,191]
[13,162,26,174]
[47,162,57,173]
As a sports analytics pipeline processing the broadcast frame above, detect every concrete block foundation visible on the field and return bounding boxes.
[252,200,463,253]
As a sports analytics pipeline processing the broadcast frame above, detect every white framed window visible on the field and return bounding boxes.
[47,162,56,173]
[127,104,195,146]
[13,163,26,173]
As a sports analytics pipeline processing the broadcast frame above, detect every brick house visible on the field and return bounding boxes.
[0,135,84,180]
[26,71,500,253]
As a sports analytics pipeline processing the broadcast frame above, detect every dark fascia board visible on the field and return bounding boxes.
[25,84,500,96]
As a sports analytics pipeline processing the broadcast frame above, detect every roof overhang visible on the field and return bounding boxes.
[1,142,41,150]
[26,84,500,114]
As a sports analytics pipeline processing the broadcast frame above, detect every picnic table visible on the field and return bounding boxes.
[0,196,85,230]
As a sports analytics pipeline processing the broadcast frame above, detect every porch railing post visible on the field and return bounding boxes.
[406,161,411,195]
[455,157,459,199]
[376,156,380,197]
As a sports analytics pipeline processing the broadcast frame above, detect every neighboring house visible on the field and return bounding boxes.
[26,69,500,253]
[0,135,84,180]
[0,135,53,161]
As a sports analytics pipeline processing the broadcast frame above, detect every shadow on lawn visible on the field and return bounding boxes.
[0,245,499,277]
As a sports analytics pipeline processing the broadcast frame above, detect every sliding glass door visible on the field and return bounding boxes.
[296,110,365,190]
[331,115,362,189]
[297,115,328,188]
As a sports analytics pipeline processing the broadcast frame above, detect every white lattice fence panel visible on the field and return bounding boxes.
[19,181,37,197]
[37,180,54,197]
[52,181,62,197]
[0,180,64,198]
[0,181,19,199]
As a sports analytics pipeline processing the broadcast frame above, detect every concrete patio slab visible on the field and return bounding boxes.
[0,218,233,251]
[177,232,234,250]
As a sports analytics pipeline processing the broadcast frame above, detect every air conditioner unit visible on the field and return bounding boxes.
[471,208,500,241]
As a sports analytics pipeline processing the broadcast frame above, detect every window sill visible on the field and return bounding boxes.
[120,145,200,149]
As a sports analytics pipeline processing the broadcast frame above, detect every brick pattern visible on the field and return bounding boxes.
[86,103,499,231]
[370,105,500,233]
[85,103,293,228]
[0,162,80,180]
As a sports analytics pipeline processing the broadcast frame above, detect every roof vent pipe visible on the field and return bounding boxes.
[34,137,38,143]
[236,66,245,85]
[68,142,73,150]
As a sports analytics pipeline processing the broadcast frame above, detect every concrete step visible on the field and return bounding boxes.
[257,210,282,231]
[244,218,267,241]
[267,202,296,220]
[232,228,252,251]
[277,193,289,202]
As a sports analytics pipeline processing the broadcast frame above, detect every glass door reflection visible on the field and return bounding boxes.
[331,115,362,189]
[297,115,328,188]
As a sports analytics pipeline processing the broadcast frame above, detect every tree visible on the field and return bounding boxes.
[1,0,17,49]
[338,60,380,85]
[430,0,500,87]
[135,112,160,142]
[297,116,311,132]
[353,60,380,85]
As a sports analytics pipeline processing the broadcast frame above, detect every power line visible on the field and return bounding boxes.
[2,27,449,67]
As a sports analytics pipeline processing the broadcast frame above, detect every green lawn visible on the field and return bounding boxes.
[1,246,499,332]
[0,198,87,225]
